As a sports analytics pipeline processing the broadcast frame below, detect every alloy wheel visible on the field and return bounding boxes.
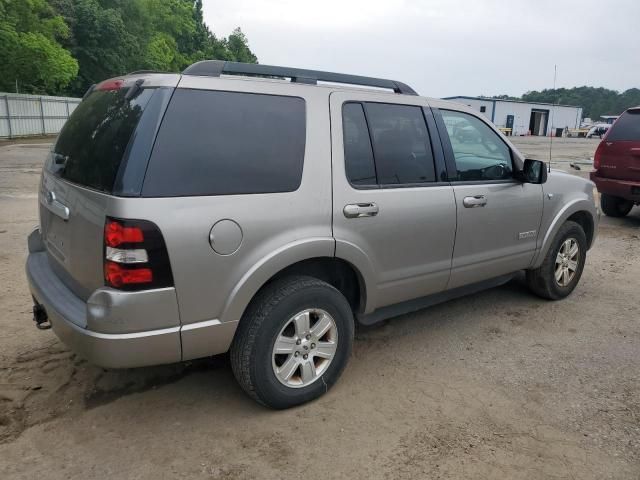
[555,237,580,287]
[272,308,338,388]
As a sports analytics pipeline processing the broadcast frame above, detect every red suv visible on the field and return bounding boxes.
[591,106,640,217]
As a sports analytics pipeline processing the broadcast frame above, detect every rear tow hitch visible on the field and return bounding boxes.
[33,303,51,330]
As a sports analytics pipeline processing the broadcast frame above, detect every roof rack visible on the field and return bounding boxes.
[182,60,418,95]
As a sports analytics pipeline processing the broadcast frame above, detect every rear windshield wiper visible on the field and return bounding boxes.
[51,153,69,174]
[124,79,145,102]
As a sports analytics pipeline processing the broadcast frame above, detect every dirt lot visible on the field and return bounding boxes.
[1,137,639,479]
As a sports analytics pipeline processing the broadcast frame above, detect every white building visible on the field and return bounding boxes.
[443,96,583,136]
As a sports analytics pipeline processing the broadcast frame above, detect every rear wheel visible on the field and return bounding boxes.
[526,221,587,300]
[230,275,354,409]
[600,193,633,217]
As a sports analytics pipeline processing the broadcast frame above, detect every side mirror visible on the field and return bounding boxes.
[516,159,548,184]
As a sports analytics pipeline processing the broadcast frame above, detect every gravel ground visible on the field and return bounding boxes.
[0,137,638,479]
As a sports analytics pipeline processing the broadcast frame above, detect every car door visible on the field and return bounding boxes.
[433,107,544,289]
[330,91,457,312]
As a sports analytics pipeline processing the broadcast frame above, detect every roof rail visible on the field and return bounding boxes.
[182,60,418,95]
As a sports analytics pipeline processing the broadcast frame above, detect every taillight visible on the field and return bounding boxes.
[593,142,604,170]
[104,262,153,288]
[105,221,144,247]
[103,218,173,291]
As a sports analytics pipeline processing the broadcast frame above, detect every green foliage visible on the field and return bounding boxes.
[226,27,258,63]
[1,0,258,96]
[486,94,519,101]
[0,0,78,93]
[522,87,640,119]
[63,0,139,95]
[490,87,640,120]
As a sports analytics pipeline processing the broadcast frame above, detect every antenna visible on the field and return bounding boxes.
[548,64,557,172]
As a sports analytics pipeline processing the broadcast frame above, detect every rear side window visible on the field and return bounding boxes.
[342,103,376,186]
[51,87,155,193]
[607,110,640,141]
[142,90,306,197]
[342,102,436,187]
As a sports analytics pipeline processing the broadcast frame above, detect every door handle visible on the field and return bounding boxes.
[44,191,70,221]
[343,203,379,218]
[462,195,487,208]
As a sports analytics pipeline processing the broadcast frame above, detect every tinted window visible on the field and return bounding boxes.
[440,110,513,181]
[366,103,436,184]
[607,110,640,141]
[51,87,154,193]
[343,103,376,186]
[142,90,306,197]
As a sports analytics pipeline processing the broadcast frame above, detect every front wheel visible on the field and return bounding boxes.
[230,275,354,409]
[526,221,587,300]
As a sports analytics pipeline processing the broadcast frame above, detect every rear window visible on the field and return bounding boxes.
[50,87,155,193]
[142,89,306,197]
[607,110,640,141]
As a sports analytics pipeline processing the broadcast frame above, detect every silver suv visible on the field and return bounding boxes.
[26,61,599,408]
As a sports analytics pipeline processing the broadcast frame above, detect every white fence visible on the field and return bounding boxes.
[0,92,81,139]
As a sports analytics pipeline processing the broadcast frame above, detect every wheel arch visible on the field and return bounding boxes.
[566,210,595,248]
[532,199,597,269]
[220,240,371,326]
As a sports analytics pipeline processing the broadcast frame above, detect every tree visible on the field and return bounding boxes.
[3,0,258,96]
[226,27,257,63]
[520,86,640,119]
[49,0,259,96]
[491,86,640,119]
[0,0,78,93]
[62,0,138,95]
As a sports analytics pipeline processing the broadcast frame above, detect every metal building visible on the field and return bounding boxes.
[443,96,583,136]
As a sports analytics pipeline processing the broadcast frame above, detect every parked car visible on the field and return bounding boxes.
[26,61,599,408]
[586,124,611,139]
[591,106,640,217]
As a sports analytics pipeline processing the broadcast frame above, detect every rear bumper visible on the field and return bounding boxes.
[26,249,182,368]
[25,227,238,368]
[590,172,640,202]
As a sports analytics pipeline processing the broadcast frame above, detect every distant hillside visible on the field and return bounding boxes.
[486,87,640,120]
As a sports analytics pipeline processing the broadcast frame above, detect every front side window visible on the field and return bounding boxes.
[440,110,513,182]
[342,102,436,187]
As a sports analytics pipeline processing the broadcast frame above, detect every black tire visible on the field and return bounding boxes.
[526,221,587,300]
[600,193,633,217]
[230,275,354,409]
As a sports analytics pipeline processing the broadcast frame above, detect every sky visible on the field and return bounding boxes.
[202,0,639,98]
